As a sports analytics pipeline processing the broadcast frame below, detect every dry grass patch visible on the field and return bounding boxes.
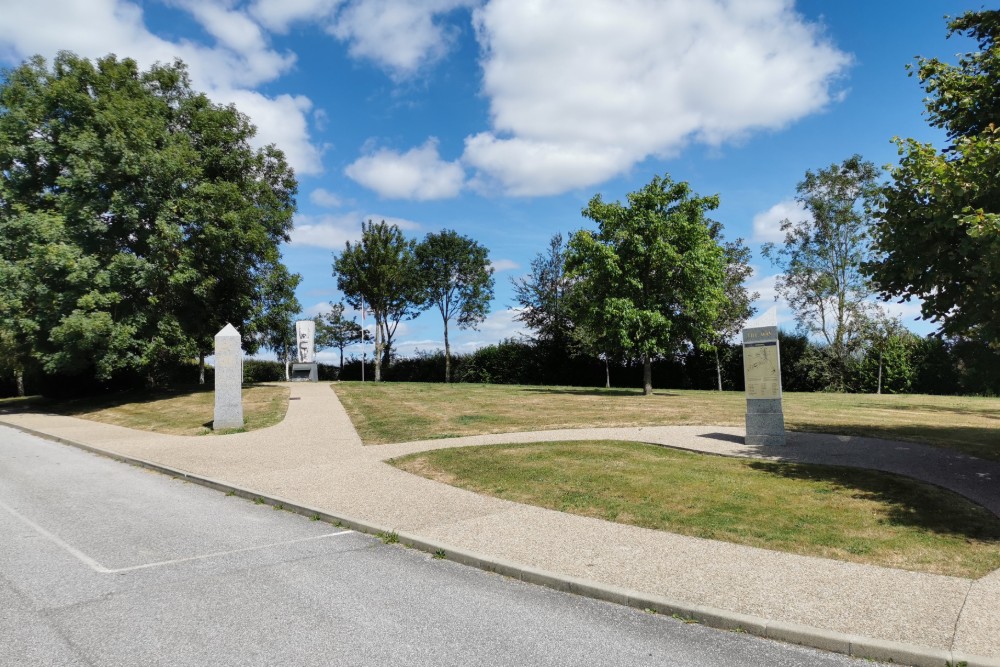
[41,383,289,435]
[392,440,1000,578]
[333,382,1000,459]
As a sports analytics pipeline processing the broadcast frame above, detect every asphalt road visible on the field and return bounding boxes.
[0,427,885,666]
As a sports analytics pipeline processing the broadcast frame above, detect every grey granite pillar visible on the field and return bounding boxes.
[213,323,244,430]
[742,308,785,446]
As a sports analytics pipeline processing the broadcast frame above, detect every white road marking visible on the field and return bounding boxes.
[0,497,353,574]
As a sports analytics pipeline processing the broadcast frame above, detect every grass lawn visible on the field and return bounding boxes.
[333,382,1000,459]
[392,440,1000,578]
[0,384,289,435]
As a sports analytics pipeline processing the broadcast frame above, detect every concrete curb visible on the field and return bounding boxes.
[4,419,998,667]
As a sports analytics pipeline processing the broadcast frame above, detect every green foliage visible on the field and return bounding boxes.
[315,301,369,369]
[512,234,577,354]
[333,220,421,381]
[242,359,285,383]
[566,174,727,394]
[0,53,300,391]
[762,155,882,390]
[868,11,1000,346]
[460,339,542,385]
[415,230,495,382]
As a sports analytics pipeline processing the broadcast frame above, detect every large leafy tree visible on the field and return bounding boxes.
[415,230,494,382]
[762,155,882,390]
[566,174,727,396]
[0,53,300,389]
[332,220,421,381]
[866,10,1000,346]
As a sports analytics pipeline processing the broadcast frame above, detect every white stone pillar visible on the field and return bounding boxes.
[213,323,244,430]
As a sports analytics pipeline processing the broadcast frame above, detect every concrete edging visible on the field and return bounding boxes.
[4,419,998,667]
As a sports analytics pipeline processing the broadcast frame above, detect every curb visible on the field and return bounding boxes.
[4,420,999,667]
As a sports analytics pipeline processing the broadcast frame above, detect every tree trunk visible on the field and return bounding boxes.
[15,368,25,397]
[877,347,883,395]
[715,348,723,391]
[199,352,206,385]
[444,319,451,383]
[374,320,383,382]
[339,346,344,373]
[284,356,290,381]
[642,354,653,396]
[604,357,610,389]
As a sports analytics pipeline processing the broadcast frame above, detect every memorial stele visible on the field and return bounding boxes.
[213,323,244,430]
[742,306,785,446]
[292,319,318,382]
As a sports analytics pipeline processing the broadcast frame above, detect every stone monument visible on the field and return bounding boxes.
[742,307,785,446]
[213,323,244,430]
[291,319,318,382]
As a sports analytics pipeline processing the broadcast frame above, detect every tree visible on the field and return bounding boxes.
[866,11,1000,347]
[566,174,727,396]
[0,53,300,390]
[708,232,758,391]
[332,220,420,382]
[315,301,370,370]
[415,230,494,382]
[511,234,576,353]
[761,155,882,391]
[857,315,918,394]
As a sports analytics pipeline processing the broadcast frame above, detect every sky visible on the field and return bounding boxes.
[0,0,981,364]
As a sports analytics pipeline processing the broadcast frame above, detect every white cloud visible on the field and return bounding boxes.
[310,188,344,208]
[346,138,465,200]
[251,0,342,33]
[289,213,362,249]
[370,215,422,232]
[215,89,324,175]
[752,199,809,243]
[489,258,519,272]
[328,0,473,77]
[289,212,421,249]
[0,0,323,176]
[465,0,851,196]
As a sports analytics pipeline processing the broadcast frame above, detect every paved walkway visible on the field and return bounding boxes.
[2,382,998,667]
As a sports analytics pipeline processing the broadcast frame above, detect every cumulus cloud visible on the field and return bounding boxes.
[251,0,342,33]
[346,138,465,200]
[0,0,323,175]
[289,213,362,249]
[329,0,474,77]
[465,0,851,196]
[289,212,421,249]
[310,188,344,208]
[752,199,810,243]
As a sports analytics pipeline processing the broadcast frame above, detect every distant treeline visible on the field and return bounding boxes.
[5,332,997,399]
[334,332,1000,396]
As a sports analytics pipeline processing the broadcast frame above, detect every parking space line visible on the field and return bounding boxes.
[0,497,354,574]
[104,531,356,573]
[1,497,109,572]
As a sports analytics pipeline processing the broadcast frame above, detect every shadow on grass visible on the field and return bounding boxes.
[747,460,1000,542]
[520,387,682,398]
[47,385,215,416]
[787,422,1000,462]
[858,401,1000,419]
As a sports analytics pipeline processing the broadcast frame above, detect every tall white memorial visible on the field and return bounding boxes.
[742,307,785,446]
[291,319,318,381]
[213,323,244,430]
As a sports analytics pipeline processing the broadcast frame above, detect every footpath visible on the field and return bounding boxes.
[2,382,998,667]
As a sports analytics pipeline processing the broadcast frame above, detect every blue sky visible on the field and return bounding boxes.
[0,1,978,363]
